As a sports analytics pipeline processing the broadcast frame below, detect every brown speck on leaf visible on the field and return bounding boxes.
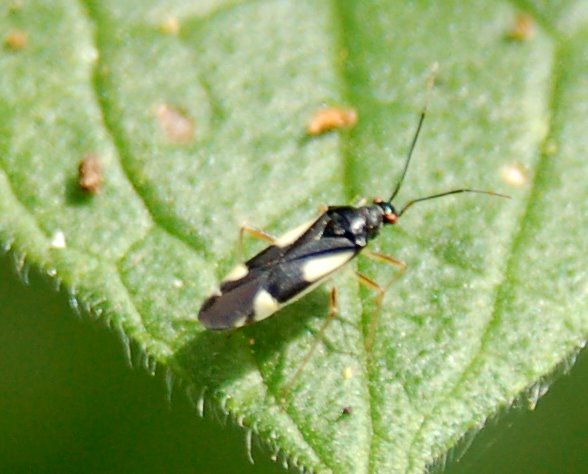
[4,30,27,51]
[156,103,195,144]
[307,107,357,136]
[507,13,535,41]
[78,154,103,194]
[335,405,353,421]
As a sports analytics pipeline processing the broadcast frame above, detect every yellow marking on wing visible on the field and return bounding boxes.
[301,251,355,282]
[274,218,317,248]
[253,289,281,321]
[223,264,248,282]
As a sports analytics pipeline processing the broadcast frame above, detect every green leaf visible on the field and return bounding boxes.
[1,1,587,472]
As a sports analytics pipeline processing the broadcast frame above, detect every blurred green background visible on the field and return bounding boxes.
[1,253,586,473]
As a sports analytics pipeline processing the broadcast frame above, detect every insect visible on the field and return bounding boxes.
[198,101,509,334]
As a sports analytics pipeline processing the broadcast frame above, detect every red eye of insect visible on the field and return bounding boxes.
[384,212,398,224]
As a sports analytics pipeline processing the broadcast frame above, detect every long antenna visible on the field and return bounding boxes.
[388,63,438,203]
[398,189,510,217]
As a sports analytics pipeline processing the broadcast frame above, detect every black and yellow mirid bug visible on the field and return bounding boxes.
[198,104,509,333]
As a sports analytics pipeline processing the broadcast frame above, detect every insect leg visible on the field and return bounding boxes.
[354,271,383,352]
[353,271,385,352]
[362,249,407,293]
[362,249,406,270]
[280,288,338,401]
[238,225,275,260]
[357,252,407,351]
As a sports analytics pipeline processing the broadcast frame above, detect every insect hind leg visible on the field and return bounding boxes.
[280,288,338,401]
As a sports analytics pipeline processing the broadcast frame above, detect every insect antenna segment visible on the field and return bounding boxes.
[385,64,510,221]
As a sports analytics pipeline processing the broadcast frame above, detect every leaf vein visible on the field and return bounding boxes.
[330,2,374,473]
[78,0,210,256]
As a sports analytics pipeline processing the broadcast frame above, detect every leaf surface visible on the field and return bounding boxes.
[1,1,587,472]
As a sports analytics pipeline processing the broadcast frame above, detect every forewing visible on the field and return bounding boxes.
[198,269,270,330]
[245,213,332,270]
[199,236,359,330]
[267,236,359,304]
